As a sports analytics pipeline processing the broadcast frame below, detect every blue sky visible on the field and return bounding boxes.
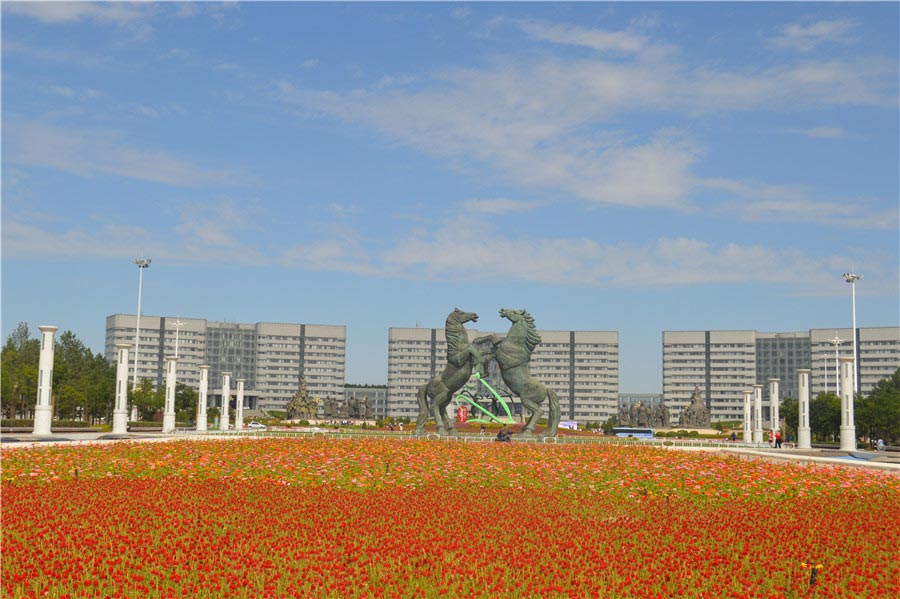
[2,2,898,392]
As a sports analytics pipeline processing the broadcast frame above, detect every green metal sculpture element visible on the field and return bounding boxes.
[453,372,516,425]
[486,308,561,438]
[415,309,491,435]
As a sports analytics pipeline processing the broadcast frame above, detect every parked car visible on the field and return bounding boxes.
[247,422,267,430]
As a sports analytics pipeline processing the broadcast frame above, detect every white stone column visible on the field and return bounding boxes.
[162,357,177,434]
[742,390,753,443]
[752,384,764,444]
[197,365,209,432]
[768,378,780,432]
[235,378,245,431]
[221,372,231,431]
[797,369,811,450]
[839,357,856,451]
[32,325,59,436]
[112,343,132,434]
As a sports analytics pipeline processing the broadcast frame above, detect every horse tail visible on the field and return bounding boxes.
[546,388,561,435]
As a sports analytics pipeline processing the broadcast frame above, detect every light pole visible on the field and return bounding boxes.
[828,336,843,396]
[842,272,862,393]
[172,320,184,359]
[131,258,151,421]
[820,353,829,395]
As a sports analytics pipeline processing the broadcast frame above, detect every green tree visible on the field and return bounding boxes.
[129,379,164,421]
[601,416,618,434]
[780,397,799,440]
[810,392,841,442]
[856,368,900,444]
[1,323,40,420]
[175,382,198,423]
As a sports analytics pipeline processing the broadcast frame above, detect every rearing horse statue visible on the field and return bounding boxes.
[415,309,491,435]
[487,308,561,438]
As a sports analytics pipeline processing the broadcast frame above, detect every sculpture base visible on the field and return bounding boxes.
[797,428,811,450]
[234,417,244,431]
[196,414,207,432]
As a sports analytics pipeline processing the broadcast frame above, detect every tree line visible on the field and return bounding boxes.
[1,323,198,424]
[780,369,900,444]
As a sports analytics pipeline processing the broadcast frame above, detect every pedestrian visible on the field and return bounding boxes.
[480,423,486,437]
[388,423,394,432]
[730,431,737,442]
[877,438,885,452]
[775,431,782,448]
[398,423,403,432]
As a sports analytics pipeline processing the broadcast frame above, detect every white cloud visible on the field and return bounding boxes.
[377,218,855,292]
[450,7,471,20]
[277,29,895,214]
[4,212,894,295]
[516,19,649,54]
[458,198,544,214]
[782,126,847,139]
[2,2,153,24]
[4,120,245,187]
[302,58,320,69]
[704,179,898,230]
[769,19,858,52]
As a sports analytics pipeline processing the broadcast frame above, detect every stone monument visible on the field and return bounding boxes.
[678,385,710,428]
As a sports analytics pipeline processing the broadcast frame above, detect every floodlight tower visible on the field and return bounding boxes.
[842,272,862,393]
[131,258,151,420]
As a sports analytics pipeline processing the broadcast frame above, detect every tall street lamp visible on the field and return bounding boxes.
[843,272,862,393]
[828,336,843,396]
[172,320,184,359]
[131,258,151,420]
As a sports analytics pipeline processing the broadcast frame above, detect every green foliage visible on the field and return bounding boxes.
[129,379,163,421]
[856,368,900,443]
[2,324,114,423]
[175,383,198,420]
[601,417,617,434]
[780,397,799,438]
[267,410,286,420]
[1,419,92,428]
[1,323,40,420]
[810,393,841,442]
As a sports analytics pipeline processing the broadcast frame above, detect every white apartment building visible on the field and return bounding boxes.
[105,315,346,412]
[663,327,900,423]
[387,327,618,422]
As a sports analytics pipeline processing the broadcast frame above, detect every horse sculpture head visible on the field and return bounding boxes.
[499,308,530,324]
[498,308,540,354]
[448,308,478,325]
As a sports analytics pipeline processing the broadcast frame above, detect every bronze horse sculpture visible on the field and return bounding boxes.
[486,308,561,438]
[415,309,491,435]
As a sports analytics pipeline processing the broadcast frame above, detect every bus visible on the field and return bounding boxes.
[611,427,655,439]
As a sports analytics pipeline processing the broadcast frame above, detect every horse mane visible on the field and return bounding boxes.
[513,309,541,355]
[445,312,467,354]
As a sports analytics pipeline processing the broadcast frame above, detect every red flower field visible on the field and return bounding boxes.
[2,438,898,598]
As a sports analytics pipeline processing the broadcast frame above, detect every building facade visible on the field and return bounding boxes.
[663,327,900,423]
[105,314,346,412]
[387,327,618,422]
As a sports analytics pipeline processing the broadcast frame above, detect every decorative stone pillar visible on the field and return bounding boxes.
[197,365,209,432]
[221,372,231,431]
[162,357,177,434]
[797,369,811,450]
[839,357,856,451]
[235,378,245,431]
[768,378,780,432]
[742,390,753,443]
[112,343,132,434]
[32,325,59,436]
[752,384,764,444]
